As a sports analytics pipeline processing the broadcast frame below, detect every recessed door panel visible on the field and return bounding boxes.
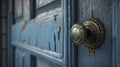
[11,0,67,67]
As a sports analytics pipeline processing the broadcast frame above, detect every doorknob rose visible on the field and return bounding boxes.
[70,18,105,49]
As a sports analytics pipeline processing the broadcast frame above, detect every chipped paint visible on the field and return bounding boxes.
[22,40,27,44]
[20,22,27,32]
[91,11,97,19]
[92,48,96,57]
[88,48,96,57]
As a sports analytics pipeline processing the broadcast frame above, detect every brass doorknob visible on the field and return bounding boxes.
[70,18,105,49]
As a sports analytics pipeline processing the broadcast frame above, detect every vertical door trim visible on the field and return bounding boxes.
[7,0,14,67]
[112,0,120,67]
[67,0,78,67]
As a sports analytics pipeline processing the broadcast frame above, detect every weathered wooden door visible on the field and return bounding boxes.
[8,0,120,67]
[8,0,69,67]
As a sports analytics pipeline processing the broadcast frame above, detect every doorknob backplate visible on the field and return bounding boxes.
[71,18,105,49]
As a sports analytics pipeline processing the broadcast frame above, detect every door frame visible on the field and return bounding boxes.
[7,0,78,67]
[0,0,2,67]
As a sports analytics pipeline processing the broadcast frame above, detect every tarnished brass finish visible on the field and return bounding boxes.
[70,24,87,45]
[70,18,105,48]
[83,18,105,48]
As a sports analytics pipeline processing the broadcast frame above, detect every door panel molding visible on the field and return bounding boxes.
[12,41,64,65]
[8,0,71,67]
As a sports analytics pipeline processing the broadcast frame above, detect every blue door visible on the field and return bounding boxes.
[8,0,70,67]
[8,0,120,67]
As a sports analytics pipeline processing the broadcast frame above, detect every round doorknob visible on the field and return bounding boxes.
[70,24,87,45]
[70,18,105,49]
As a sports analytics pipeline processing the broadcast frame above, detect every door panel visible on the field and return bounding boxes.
[36,58,62,67]
[36,0,56,8]
[15,49,25,67]
[77,0,112,67]
[14,0,23,19]
[11,0,67,67]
